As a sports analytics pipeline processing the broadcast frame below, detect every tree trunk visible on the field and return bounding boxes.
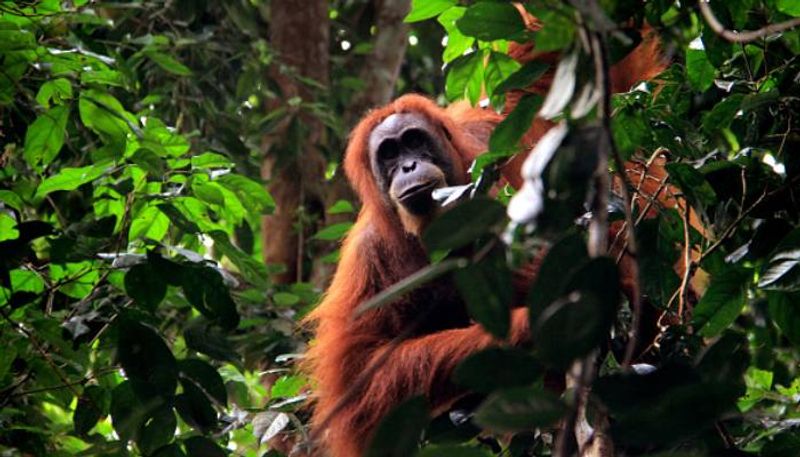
[344,0,411,126]
[309,0,412,288]
[261,0,329,284]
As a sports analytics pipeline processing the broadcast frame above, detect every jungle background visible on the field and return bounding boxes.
[1,0,799,456]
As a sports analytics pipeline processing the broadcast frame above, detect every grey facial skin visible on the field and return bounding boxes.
[368,113,455,216]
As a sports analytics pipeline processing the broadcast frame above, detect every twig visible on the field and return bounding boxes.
[677,204,693,322]
[698,0,800,43]
[8,367,117,398]
[0,306,81,398]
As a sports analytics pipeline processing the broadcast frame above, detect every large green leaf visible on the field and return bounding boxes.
[23,105,69,170]
[454,347,542,393]
[405,0,456,23]
[79,89,135,143]
[365,396,429,457]
[116,317,178,395]
[445,51,484,104]
[456,2,527,42]
[423,197,506,251]
[693,267,750,337]
[489,94,542,154]
[35,162,110,199]
[437,7,474,63]
[474,386,567,432]
[685,46,716,91]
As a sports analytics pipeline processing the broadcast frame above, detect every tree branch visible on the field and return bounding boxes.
[698,0,800,43]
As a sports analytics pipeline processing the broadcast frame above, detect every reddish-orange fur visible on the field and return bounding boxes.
[303,26,671,457]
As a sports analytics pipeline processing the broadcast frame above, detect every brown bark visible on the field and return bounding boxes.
[261,0,329,284]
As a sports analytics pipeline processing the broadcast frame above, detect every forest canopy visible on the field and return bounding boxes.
[1,0,799,456]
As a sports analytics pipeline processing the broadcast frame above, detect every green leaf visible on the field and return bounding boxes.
[137,406,177,455]
[129,204,170,242]
[611,110,649,158]
[761,432,800,457]
[474,386,567,432]
[110,381,148,441]
[0,213,19,242]
[10,268,45,294]
[405,0,456,23]
[0,190,24,212]
[117,316,178,394]
[157,203,201,234]
[129,148,166,175]
[191,152,234,170]
[535,258,619,367]
[35,163,109,199]
[0,26,36,51]
[184,318,239,363]
[454,252,512,338]
[768,292,800,347]
[489,94,542,154]
[23,105,69,170]
[273,291,300,306]
[445,51,484,104]
[454,347,542,393]
[456,2,527,42]
[595,364,742,447]
[183,436,226,457]
[145,50,192,76]
[0,346,17,381]
[494,60,550,94]
[79,89,135,143]
[178,358,228,406]
[484,51,521,101]
[125,262,168,312]
[327,199,354,214]
[528,233,588,316]
[74,385,110,436]
[313,222,353,241]
[207,230,268,288]
[192,181,226,206]
[270,375,306,399]
[685,46,716,91]
[151,444,186,457]
[437,7,475,63]
[216,174,275,214]
[141,118,190,157]
[423,197,506,251]
[366,396,429,457]
[35,78,72,108]
[81,68,125,87]
[355,259,468,315]
[526,7,576,52]
[665,162,717,207]
[777,0,800,16]
[701,94,744,133]
[180,265,240,330]
[693,268,750,337]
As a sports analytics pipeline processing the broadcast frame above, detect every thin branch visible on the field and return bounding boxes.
[8,368,117,398]
[698,0,800,43]
[0,306,81,398]
[677,204,693,322]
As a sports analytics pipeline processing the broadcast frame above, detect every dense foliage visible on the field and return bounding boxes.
[1,0,799,456]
